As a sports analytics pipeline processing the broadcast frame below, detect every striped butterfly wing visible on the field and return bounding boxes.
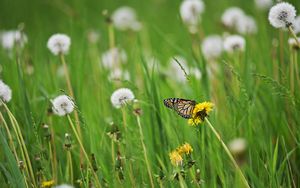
[163,98,196,119]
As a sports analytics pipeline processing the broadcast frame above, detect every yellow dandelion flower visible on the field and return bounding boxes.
[41,180,54,187]
[169,150,183,166]
[177,143,193,155]
[188,102,214,126]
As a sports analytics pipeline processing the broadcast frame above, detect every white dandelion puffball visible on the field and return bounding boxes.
[54,184,74,188]
[236,15,257,35]
[294,16,300,34]
[221,7,245,28]
[112,6,142,31]
[168,56,189,83]
[201,35,223,60]
[47,34,71,56]
[52,95,75,116]
[255,0,273,10]
[1,30,27,50]
[180,0,205,25]
[268,2,296,28]
[0,80,12,104]
[223,35,246,53]
[101,48,127,69]
[111,88,135,108]
[288,37,300,48]
[228,138,247,155]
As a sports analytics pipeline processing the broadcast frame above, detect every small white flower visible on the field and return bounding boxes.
[108,68,130,81]
[255,0,273,10]
[268,2,296,28]
[111,88,135,108]
[180,0,205,33]
[0,80,12,104]
[228,138,247,155]
[112,6,142,31]
[168,56,188,83]
[1,30,27,50]
[221,7,245,28]
[288,37,300,48]
[54,184,74,188]
[293,16,300,34]
[236,15,257,34]
[223,35,246,53]
[47,34,71,56]
[201,35,223,60]
[101,48,127,69]
[52,95,75,116]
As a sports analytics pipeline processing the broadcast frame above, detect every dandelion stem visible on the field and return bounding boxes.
[67,150,73,184]
[108,22,115,50]
[289,48,295,95]
[121,107,127,131]
[67,115,102,188]
[111,140,115,167]
[205,118,250,188]
[48,141,55,183]
[288,26,300,47]
[293,51,300,88]
[136,116,155,188]
[59,53,83,167]
[279,30,284,82]
[49,122,57,183]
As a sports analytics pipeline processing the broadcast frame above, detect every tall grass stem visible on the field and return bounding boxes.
[205,118,250,188]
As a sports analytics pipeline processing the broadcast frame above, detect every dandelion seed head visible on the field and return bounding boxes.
[236,15,257,35]
[111,88,135,108]
[54,184,74,188]
[201,35,223,60]
[0,80,12,104]
[51,95,74,116]
[228,138,247,155]
[255,0,273,10]
[221,7,245,28]
[293,16,300,34]
[223,35,246,53]
[0,30,27,50]
[180,0,205,33]
[268,2,296,28]
[112,6,142,31]
[47,33,71,56]
[101,48,127,69]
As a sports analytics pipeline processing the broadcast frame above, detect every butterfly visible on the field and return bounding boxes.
[163,98,196,119]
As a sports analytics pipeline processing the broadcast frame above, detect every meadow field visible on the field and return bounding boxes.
[0,0,300,187]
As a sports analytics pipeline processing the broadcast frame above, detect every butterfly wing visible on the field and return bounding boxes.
[163,98,196,119]
[163,98,177,109]
[175,99,196,119]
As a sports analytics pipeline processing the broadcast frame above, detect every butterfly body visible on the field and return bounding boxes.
[163,98,196,119]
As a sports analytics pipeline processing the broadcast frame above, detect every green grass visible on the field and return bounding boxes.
[0,0,300,187]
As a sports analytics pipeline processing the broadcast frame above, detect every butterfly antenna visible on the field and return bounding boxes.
[173,57,190,81]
